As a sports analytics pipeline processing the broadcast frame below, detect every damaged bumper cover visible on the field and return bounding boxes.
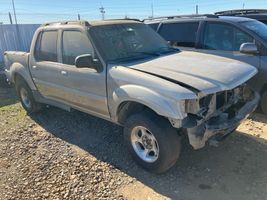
[187,90,260,150]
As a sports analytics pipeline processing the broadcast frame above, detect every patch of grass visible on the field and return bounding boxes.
[0,98,18,107]
[0,103,25,115]
[0,87,32,129]
[0,87,18,107]
[0,103,27,129]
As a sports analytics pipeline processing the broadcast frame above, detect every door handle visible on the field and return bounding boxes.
[32,65,37,69]
[61,70,68,76]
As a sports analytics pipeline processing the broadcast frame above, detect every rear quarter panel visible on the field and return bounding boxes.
[4,51,37,90]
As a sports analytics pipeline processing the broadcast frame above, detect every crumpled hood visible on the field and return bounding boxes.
[126,51,257,95]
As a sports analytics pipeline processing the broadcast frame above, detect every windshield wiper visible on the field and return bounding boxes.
[157,46,180,53]
[129,51,161,57]
[109,53,155,63]
[108,50,167,63]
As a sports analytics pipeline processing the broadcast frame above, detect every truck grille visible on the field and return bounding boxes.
[216,90,235,109]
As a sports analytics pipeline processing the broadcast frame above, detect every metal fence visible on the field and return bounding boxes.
[0,24,40,67]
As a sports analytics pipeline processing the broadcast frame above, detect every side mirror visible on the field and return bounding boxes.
[75,54,99,69]
[240,43,258,54]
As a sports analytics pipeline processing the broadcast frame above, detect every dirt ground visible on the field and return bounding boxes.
[0,85,267,200]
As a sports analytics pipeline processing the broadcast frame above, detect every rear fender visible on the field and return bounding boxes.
[10,62,37,90]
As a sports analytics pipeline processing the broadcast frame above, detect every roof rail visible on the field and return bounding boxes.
[215,9,267,16]
[143,14,218,22]
[41,19,141,27]
[103,18,142,22]
[41,20,90,27]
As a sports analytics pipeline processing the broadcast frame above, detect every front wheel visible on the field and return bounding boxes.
[124,110,181,173]
[16,80,42,113]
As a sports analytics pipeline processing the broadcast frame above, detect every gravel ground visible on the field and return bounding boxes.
[0,86,267,200]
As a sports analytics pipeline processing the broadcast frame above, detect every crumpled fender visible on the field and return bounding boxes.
[110,84,187,120]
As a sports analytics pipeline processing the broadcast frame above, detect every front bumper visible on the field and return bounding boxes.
[187,90,260,150]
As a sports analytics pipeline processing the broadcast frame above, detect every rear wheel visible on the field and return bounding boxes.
[261,90,267,116]
[16,79,42,113]
[124,110,181,173]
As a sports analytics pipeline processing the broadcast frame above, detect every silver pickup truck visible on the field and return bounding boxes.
[4,20,259,173]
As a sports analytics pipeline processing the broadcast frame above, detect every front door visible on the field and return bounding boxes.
[198,22,260,87]
[57,29,109,118]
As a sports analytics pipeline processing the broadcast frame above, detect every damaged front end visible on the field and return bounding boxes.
[183,84,260,150]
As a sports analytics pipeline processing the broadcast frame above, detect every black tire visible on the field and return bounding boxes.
[124,110,181,173]
[261,90,267,116]
[16,79,42,113]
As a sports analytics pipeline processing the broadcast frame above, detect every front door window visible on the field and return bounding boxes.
[203,22,253,51]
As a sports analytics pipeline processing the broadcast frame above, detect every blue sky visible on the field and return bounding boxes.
[1,0,267,24]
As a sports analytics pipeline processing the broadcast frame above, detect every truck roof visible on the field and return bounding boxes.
[145,15,255,24]
[41,19,141,28]
[215,9,267,16]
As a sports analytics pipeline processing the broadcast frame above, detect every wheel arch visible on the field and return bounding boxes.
[111,85,186,125]
[116,101,158,125]
[11,63,37,90]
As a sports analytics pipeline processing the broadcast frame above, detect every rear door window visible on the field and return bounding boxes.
[158,22,199,47]
[62,31,93,65]
[148,23,160,31]
[35,31,58,62]
[203,22,253,51]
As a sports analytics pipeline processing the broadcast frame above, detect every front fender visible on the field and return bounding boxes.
[10,63,37,90]
[110,84,187,121]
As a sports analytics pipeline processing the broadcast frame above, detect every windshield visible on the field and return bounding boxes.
[89,23,177,62]
[240,20,267,41]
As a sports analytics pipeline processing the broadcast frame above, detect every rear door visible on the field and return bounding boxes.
[30,30,66,101]
[157,21,200,50]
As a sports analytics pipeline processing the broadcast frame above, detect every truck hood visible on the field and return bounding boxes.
[126,51,257,95]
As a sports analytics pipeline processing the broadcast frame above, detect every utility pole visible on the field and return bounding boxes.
[151,3,154,18]
[11,0,21,51]
[99,6,105,20]
[242,2,245,9]
[11,0,17,24]
[196,5,199,15]
[78,13,81,20]
[8,12,13,24]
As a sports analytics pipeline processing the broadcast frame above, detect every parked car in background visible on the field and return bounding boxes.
[145,15,267,115]
[215,9,267,25]
[4,20,259,173]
